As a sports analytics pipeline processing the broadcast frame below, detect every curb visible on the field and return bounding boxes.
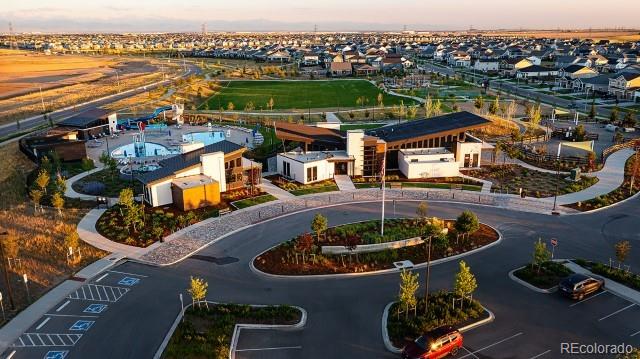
[508,267,558,294]
[562,189,640,216]
[152,300,306,359]
[249,223,502,280]
[154,198,508,267]
[381,301,495,354]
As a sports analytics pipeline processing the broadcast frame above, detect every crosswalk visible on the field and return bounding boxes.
[67,284,129,302]
[14,333,82,347]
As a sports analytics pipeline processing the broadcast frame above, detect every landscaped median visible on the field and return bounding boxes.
[509,239,573,292]
[352,175,483,192]
[265,175,339,196]
[572,258,640,292]
[253,209,500,276]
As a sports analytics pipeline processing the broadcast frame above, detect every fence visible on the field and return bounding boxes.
[602,139,640,162]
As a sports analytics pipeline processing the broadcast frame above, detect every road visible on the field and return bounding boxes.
[0,63,201,140]
[5,194,640,359]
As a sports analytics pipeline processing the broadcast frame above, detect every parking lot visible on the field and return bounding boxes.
[6,270,147,359]
[234,328,303,359]
[459,289,640,358]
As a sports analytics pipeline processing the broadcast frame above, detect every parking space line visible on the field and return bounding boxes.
[44,314,99,318]
[36,318,51,330]
[529,350,551,359]
[462,346,479,359]
[599,304,636,321]
[67,284,129,302]
[569,290,609,307]
[235,346,302,352]
[108,270,148,278]
[95,273,109,282]
[460,332,524,359]
[56,301,70,312]
[6,350,15,359]
[630,330,640,337]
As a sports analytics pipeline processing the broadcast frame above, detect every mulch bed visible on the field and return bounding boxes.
[254,221,499,275]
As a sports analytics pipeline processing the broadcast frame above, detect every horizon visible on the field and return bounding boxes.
[2,0,640,33]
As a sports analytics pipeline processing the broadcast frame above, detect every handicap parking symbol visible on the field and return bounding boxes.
[84,303,108,314]
[44,351,68,359]
[69,320,94,331]
[118,277,140,286]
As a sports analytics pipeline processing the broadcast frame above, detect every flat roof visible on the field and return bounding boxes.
[280,150,352,163]
[172,174,217,190]
[58,108,111,128]
[400,147,452,156]
[365,111,490,143]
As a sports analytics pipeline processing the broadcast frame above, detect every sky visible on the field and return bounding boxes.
[2,0,640,33]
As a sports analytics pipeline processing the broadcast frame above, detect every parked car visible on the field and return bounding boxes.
[559,273,604,300]
[401,326,463,359]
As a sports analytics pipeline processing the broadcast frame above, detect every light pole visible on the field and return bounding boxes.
[424,235,432,315]
[380,142,387,236]
[0,232,15,310]
[552,160,560,213]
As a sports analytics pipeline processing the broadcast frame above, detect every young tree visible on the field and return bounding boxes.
[29,188,43,212]
[188,276,208,308]
[488,96,500,115]
[377,93,384,108]
[505,100,517,120]
[295,233,314,264]
[474,95,484,113]
[99,152,118,179]
[2,230,19,262]
[623,112,637,129]
[610,106,619,123]
[574,124,586,141]
[398,269,419,319]
[407,106,418,119]
[34,169,50,194]
[227,101,235,111]
[64,227,80,252]
[454,260,477,307]
[614,241,631,269]
[454,210,480,243]
[433,99,442,116]
[424,95,434,117]
[415,202,428,223]
[532,238,551,274]
[589,102,596,119]
[311,214,328,242]
[55,173,67,194]
[51,192,65,217]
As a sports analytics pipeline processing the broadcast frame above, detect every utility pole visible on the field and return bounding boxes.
[0,232,15,310]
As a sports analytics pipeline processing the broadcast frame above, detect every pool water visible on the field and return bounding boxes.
[111,142,174,158]
[182,131,226,146]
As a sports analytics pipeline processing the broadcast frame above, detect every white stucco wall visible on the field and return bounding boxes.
[398,150,459,179]
[346,130,365,176]
[456,140,484,168]
[149,179,173,207]
[276,154,334,184]
[201,152,226,192]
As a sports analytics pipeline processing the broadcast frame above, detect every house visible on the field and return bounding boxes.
[274,111,490,182]
[501,58,533,76]
[608,73,640,101]
[301,53,319,66]
[526,56,542,66]
[473,60,499,73]
[557,65,598,89]
[516,65,558,79]
[635,90,640,102]
[20,127,87,162]
[266,50,291,63]
[330,62,352,77]
[138,141,260,210]
[447,51,471,67]
[354,64,378,76]
[578,74,615,95]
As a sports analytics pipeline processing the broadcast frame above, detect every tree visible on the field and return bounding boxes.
[623,112,637,129]
[119,188,144,233]
[295,233,314,264]
[433,99,442,116]
[610,106,619,123]
[2,230,19,261]
[29,188,43,212]
[505,100,517,120]
[415,202,428,223]
[187,276,208,308]
[398,269,419,319]
[51,192,65,217]
[55,173,66,194]
[311,214,328,242]
[589,102,596,119]
[64,227,80,252]
[424,95,434,117]
[267,97,275,111]
[454,260,477,307]
[532,238,551,274]
[34,169,50,194]
[377,93,384,108]
[488,96,499,115]
[99,152,118,179]
[474,95,484,113]
[407,105,418,119]
[614,241,631,269]
[454,210,479,243]
[227,101,235,111]
[574,124,586,141]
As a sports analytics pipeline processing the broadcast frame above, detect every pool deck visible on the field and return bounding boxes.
[86,124,257,164]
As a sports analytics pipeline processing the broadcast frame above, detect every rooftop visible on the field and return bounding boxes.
[279,150,352,163]
[172,174,217,190]
[58,108,111,128]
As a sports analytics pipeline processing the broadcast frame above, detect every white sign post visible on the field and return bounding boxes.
[0,291,4,321]
[23,274,30,302]
[550,238,558,259]
[179,293,184,322]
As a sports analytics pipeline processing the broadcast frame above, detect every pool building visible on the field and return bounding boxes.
[137,141,262,211]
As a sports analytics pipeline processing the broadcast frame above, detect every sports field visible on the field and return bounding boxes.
[202,80,416,110]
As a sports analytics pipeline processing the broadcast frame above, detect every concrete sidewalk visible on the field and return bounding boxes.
[334,175,356,191]
[259,180,296,200]
[460,173,492,193]
[565,261,640,306]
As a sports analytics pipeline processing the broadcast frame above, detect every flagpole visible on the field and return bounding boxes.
[381,142,387,236]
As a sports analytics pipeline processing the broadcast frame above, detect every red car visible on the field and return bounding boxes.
[401,326,463,359]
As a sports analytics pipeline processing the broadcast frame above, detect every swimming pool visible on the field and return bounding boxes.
[111,142,175,158]
[182,131,226,146]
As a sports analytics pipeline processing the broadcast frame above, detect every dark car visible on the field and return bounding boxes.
[559,273,604,300]
[401,326,463,359]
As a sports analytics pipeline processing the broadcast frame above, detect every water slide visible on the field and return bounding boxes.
[118,106,173,129]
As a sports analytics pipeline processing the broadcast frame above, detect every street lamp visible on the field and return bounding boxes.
[552,160,560,213]
[424,235,432,315]
[0,231,15,310]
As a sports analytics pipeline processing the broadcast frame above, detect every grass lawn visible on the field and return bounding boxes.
[163,304,301,359]
[72,169,140,197]
[289,185,339,196]
[201,80,416,110]
[230,194,277,209]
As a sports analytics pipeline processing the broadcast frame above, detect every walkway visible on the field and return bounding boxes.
[459,173,492,193]
[258,180,296,200]
[325,112,342,124]
[542,148,634,205]
[64,165,110,200]
[334,175,356,191]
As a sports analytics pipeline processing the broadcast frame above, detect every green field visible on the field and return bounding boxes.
[202,80,416,110]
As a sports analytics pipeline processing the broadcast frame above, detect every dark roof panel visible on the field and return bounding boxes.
[365,111,490,143]
[58,108,111,128]
[137,140,245,184]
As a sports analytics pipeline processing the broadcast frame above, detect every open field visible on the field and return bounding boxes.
[0,142,108,322]
[478,30,640,42]
[201,80,417,110]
